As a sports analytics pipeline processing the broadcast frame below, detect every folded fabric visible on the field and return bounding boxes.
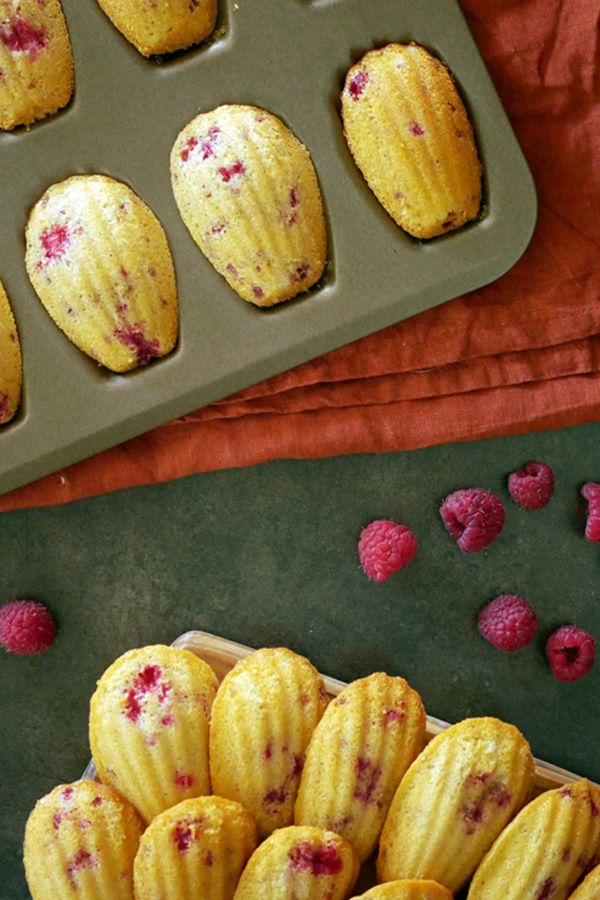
[1,0,598,512]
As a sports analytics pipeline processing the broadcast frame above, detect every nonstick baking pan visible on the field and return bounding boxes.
[0,0,537,495]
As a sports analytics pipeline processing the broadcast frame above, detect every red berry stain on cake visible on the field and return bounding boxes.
[181,137,199,162]
[263,785,288,806]
[263,755,303,808]
[287,187,300,226]
[536,877,557,899]
[204,850,214,866]
[589,791,600,817]
[62,787,74,801]
[53,812,64,829]
[442,212,456,229]
[115,302,128,314]
[299,691,309,706]
[289,841,343,876]
[291,263,310,283]
[124,664,171,722]
[408,121,426,136]
[37,223,72,268]
[161,713,175,727]
[0,16,47,60]
[148,265,157,277]
[561,846,572,863]
[460,774,511,834]
[218,160,245,183]
[353,756,382,806]
[172,818,203,853]
[66,850,97,888]
[335,696,347,706]
[211,222,226,235]
[252,285,265,301]
[290,754,304,780]
[115,326,161,366]
[577,853,590,869]
[264,741,273,761]
[174,772,195,789]
[120,266,133,296]
[91,796,103,807]
[349,70,369,100]
[384,707,405,725]
[0,393,9,421]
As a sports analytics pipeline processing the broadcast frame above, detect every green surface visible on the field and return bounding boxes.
[2,423,600,898]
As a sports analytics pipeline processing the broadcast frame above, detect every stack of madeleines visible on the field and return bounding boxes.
[24,643,600,899]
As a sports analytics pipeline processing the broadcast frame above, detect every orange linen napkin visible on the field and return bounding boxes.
[1,0,599,512]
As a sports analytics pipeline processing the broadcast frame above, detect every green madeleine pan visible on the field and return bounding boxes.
[0,0,537,496]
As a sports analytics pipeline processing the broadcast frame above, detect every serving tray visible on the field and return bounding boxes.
[0,0,537,495]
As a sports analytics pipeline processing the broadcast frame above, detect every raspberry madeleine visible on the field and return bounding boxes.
[96,0,217,57]
[377,717,535,892]
[233,825,359,900]
[295,673,426,861]
[0,0,73,130]
[90,645,218,822]
[568,864,600,899]
[134,796,257,900]
[25,175,179,372]
[23,780,143,899]
[352,882,453,900]
[468,780,600,900]
[342,43,482,239]
[210,647,328,838]
[171,104,327,306]
[0,279,21,425]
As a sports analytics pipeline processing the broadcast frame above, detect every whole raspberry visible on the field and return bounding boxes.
[439,488,505,552]
[581,483,600,541]
[358,519,417,582]
[508,461,554,509]
[478,595,538,651]
[546,625,595,682]
[0,600,57,655]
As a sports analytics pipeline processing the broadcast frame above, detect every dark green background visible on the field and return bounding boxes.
[2,423,600,898]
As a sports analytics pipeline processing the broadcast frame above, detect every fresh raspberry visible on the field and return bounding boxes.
[0,600,57,655]
[546,625,595,682]
[439,488,505,552]
[508,461,554,509]
[358,519,417,582]
[581,483,600,541]
[478,595,538,651]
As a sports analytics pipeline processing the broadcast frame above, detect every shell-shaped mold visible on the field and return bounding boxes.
[210,647,328,838]
[295,673,426,861]
[89,645,218,822]
[25,175,179,372]
[23,780,143,899]
[0,0,73,130]
[171,104,327,307]
[468,780,600,900]
[342,43,482,239]
[0,278,22,424]
[134,796,257,900]
[233,825,359,900]
[96,0,217,57]
[351,881,453,900]
[377,717,535,892]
